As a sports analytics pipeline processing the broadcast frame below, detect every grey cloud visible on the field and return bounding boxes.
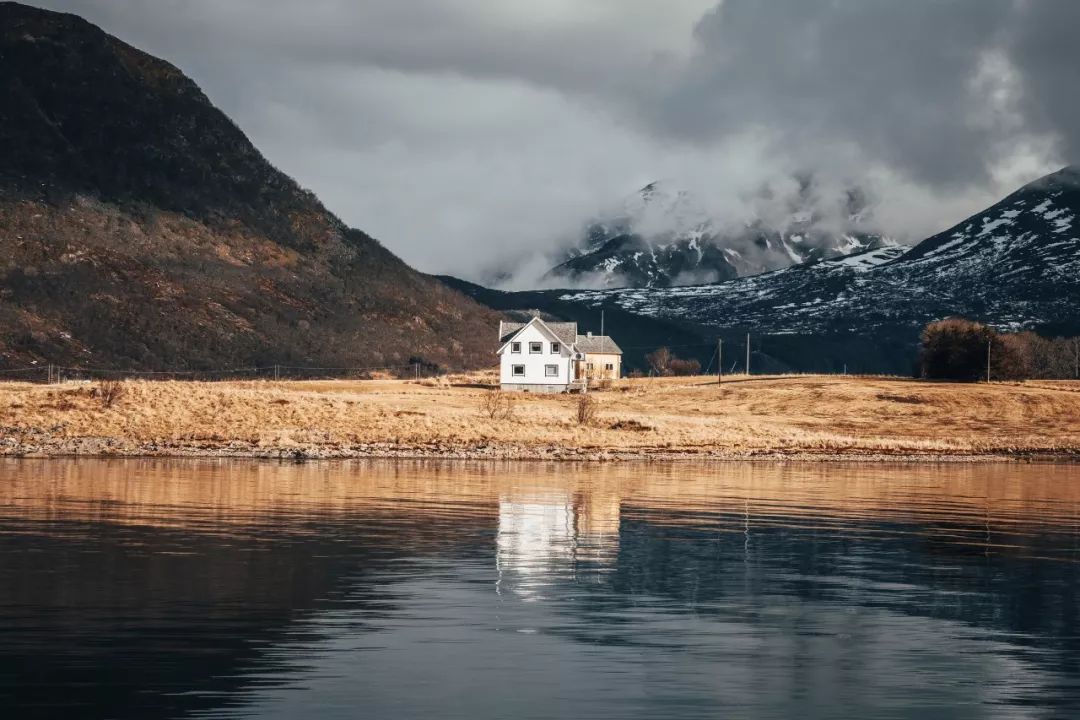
[638,0,1021,186]
[21,0,1079,282]
[1007,0,1080,163]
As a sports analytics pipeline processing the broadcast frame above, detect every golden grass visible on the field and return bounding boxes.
[1,374,1079,459]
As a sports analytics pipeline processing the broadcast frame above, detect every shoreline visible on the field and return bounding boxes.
[3,435,1078,464]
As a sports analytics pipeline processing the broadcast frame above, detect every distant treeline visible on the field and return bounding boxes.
[920,318,1080,381]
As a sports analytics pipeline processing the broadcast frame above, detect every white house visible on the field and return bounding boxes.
[497,317,622,392]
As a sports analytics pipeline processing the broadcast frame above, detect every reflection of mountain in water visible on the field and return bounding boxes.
[2,460,1080,718]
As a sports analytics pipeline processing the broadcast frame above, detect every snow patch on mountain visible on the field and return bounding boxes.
[557,166,1080,337]
[545,179,897,289]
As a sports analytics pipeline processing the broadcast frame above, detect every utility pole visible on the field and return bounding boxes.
[274,364,280,382]
[717,338,723,385]
[746,332,751,376]
[987,338,992,383]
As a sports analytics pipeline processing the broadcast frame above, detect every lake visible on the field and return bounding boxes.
[2,459,1079,719]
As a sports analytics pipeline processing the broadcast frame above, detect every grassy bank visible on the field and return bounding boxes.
[1,374,1078,461]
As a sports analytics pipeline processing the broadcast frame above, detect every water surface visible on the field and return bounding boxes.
[2,459,1079,719]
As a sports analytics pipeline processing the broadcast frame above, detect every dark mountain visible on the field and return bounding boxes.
[0,2,499,371]
[451,167,1080,374]
[545,180,895,288]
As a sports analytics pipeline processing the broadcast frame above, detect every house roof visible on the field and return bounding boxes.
[497,317,621,354]
[498,318,578,347]
[498,321,525,344]
[545,322,579,346]
[576,334,623,355]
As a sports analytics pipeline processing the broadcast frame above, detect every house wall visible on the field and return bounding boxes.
[582,352,622,381]
[499,323,574,389]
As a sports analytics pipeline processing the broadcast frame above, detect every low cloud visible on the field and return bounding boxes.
[29,0,1077,283]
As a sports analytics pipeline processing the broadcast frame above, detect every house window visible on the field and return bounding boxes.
[529,342,543,354]
[512,364,525,377]
[586,363,594,371]
[545,364,558,377]
[551,342,561,354]
[605,363,614,371]
[511,342,521,353]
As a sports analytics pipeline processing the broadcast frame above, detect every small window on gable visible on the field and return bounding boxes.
[551,342,561,354]
[545,364,558,377]
[511,342,521,353]
[529,342,543,354]
[512,364,525,377]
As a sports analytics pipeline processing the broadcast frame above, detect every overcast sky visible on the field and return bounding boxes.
[30,0,1079,282]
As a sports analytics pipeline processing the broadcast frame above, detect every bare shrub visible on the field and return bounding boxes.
[920,318,1080,381]
[575,393,598,426]
[646,348,700,376]
[645,347,672,375]
[95,379,125,409]
[479,390,515,420]
[669,358,702,376]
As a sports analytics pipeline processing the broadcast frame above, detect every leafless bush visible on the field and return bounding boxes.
[921,318,1080,381]
[669,358,702,376]
[646,347,700,376]
[95,379,125,409]
[479,390,515,420]
[646,347,672,375]
[575,393,598,426]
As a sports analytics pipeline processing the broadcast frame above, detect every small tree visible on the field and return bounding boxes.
[95,379,125,409]
[479,390,515,421]
[575,393,598,426]
[645,347,672,376]
[920,318,995,381]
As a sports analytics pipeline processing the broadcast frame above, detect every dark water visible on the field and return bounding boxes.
[2,460,1080,719]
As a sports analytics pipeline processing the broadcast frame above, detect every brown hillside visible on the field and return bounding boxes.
[0,2,501,371]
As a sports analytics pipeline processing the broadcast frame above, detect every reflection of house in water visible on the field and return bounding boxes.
[496,489,621,598]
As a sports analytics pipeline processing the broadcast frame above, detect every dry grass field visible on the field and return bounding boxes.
[1,374,1079,460]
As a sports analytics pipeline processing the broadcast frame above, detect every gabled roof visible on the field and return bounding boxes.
[497,317,579,353]
[576,334,623,355]
[545,322,579,346]
[498,321,525,344]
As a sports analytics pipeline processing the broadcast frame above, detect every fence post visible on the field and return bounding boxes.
[717,338,723,385]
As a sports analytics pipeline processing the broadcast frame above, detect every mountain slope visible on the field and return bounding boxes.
[560,166,1080,339]
[545,180,894,288]
[0,2,499,370]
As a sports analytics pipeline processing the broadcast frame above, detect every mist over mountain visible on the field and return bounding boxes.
[490,175,896,290]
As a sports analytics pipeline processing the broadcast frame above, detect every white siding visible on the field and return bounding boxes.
[499,323,573,387]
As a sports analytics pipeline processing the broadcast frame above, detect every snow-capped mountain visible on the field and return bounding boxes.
[560,166,1080,336]
[546,180,895,288]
